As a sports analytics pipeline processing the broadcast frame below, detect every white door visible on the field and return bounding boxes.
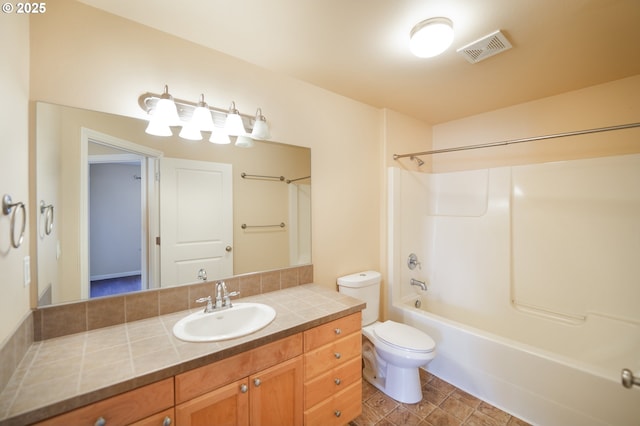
[160,158,233,287]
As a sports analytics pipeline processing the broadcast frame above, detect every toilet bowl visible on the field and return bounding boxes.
[337,271,437,404]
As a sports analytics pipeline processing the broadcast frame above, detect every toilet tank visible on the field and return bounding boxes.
[337,271,381,326]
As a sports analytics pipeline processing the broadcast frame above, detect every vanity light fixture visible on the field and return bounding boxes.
[178,94,215,140]
[250,108,271,140]
[139,87,271,145]
[145,85,181,136]
[145,117,173,137]
[153,85,180,125]
[209,126,231,145]
[409,17,454,58]
[235,135,255,148]
[224,101,248,137]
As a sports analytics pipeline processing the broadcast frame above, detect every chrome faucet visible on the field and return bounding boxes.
[410,278,427,291]
[216,281,240,309]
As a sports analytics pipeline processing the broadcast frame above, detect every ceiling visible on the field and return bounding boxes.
[79,0,640,124]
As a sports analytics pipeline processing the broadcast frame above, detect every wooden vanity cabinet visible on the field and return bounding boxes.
[35,378,174,426]
[175,334,303,426]
[303,312,362,426]
[32,311,363,426]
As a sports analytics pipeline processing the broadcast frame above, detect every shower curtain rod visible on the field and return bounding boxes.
[392,122,640,159]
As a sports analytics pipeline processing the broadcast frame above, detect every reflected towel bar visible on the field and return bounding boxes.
[40,201,54,236]
[241,222,286,229]
[241,172,285,181]
[393,122,640,160]
[286,176,311,184]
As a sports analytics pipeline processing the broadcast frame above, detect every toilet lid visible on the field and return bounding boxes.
[373,321,435,353]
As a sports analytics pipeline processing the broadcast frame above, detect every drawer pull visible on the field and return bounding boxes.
[240,383,248,393]
[163,416,172,426]
[334,410,342,418]
[334,328,341,335]
[95,417,106,426]
[334,352,341,359]
[334,378,341,385]
[254,378,262,387]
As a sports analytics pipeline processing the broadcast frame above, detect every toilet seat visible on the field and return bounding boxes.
[373,321,435,353]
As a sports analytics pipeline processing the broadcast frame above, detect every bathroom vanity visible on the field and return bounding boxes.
[0,285,364,426]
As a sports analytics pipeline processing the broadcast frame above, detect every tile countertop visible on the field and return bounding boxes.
[0,284,365,426]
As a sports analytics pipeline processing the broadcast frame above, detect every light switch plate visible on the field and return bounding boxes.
[23,256,30,287]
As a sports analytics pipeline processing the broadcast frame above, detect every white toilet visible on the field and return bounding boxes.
[337,271,436,404]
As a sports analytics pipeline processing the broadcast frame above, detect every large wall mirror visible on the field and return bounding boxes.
[34,102,311,306]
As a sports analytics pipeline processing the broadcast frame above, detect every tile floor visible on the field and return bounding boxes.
[351,369,531,426]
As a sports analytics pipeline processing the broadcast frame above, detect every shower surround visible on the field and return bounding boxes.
[386,154,640,425]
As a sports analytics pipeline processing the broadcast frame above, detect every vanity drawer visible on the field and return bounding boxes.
[176,333,302,403]
[35,378,174,426]
[304,312,361,352]
[304,355,361,409]
[304,331,361,380]
[303,381,361,426]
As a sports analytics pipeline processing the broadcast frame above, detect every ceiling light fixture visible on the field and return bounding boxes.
[409,17,454,58]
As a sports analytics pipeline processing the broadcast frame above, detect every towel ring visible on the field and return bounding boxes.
[3,194,26,249]
[40,201,54,236]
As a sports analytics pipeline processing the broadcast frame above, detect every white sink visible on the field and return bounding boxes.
[173,303,276,342]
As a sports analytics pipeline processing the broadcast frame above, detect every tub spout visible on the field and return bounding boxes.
[410,278,427,291]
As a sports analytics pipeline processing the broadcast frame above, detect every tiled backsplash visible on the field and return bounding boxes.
[33,265,313,340]
[0,264,313,393]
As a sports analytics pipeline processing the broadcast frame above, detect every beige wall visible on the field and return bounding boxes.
[431,75,640,172]
[29,2,382,297]
[0,15,31,342]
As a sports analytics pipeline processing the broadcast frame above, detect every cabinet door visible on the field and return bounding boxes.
[250,355,303,426]
[176,379,249,426]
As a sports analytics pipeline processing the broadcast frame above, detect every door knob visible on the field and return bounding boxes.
[254,378,261,387]
[226,245,232,252]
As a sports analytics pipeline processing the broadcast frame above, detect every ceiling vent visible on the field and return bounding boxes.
[457,30,512,64]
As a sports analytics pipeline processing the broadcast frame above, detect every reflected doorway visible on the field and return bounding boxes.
[80,128,162,299]
[89,160,143,297]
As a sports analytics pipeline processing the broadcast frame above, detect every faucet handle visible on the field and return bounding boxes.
[225,291,240,307]
[195,296,214,313]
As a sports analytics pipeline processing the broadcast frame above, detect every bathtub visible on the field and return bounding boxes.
[386,158,640,426]
[388,295,639,426]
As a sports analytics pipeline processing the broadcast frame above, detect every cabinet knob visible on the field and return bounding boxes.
[162,416,172,426]
[334,352,341,359]
[334,410,342,418]
[334,378,341,385]
[95,417,106,426]
[240,383,248,393]
[334,328,341,335]
[254,378,261,387]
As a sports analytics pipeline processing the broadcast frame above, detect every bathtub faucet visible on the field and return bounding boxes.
[410,278,427,291]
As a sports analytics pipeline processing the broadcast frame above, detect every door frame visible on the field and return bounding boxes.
[80,128,163,299]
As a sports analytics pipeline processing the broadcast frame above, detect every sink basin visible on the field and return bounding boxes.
[173,303,276,342]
